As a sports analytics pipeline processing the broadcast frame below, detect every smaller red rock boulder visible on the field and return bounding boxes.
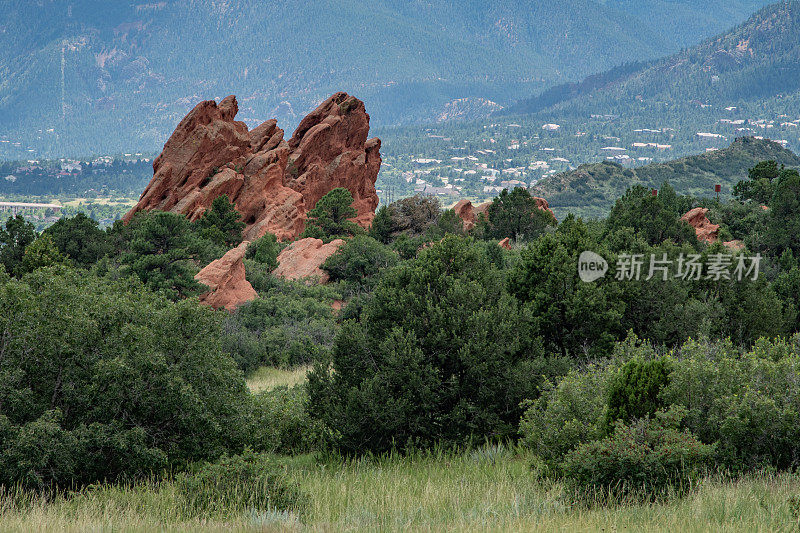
[195,241,257,311]
[273,238,345,283]
[681,207,720,243]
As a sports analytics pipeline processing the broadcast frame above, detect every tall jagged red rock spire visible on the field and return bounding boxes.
[124,92,381,241]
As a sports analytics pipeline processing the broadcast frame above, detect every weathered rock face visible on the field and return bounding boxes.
[498,237,512,249]
[273,238,345,283]
[124,92,380,242]
[681,207,720,243]
[286,93,381,229]
[195,241,257,311]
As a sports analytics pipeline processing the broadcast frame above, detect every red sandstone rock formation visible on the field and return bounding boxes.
[533,197,556,219]
[453,199,477,231]
[195,241,257,311]
[680,208,746,250]
[273,238,345,283]
[681,207,720,243]
[498,237,512,249]
[124,92,380,242]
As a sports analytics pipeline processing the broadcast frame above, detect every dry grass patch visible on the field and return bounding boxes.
[247,365,311,393]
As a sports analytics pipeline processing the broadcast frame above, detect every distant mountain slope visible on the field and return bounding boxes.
[506,2,800,116]
[531,137,800,218]
[0,0,772,158]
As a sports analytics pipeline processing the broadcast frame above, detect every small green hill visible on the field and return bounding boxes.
[531,137,800,218]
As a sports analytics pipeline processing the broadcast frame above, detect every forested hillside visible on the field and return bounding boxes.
[532,137,800,218]
[0,0,772,158]
[505,2,800,116]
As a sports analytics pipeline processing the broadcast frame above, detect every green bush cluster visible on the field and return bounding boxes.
[562,407,714,500]
[222,290,338,372]
[247,386,326,455]
[521,335,800,494]
[0,269,251,489]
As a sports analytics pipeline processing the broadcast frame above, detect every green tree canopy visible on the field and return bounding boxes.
[485,187,556,242]
[0,214,36,277]
[321,235,398,296]
[368,205,394,244]
[308,236,557,454]
[733,160,782,204]
[195,194,245,248]
[111,211,206,300]
[301,188,362,241]
[43,212,111,268]
[605,184,697,247]
[21,233,69,274]
[0,268,250,489]
[766,169,800,256]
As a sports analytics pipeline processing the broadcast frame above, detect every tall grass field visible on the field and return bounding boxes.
[1,456,799,531]
[0,367,798,532]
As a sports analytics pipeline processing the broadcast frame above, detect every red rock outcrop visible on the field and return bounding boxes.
[498,237,512,249]
[124,92,380,241]
[533,197,556,219]
[195,241,257,311]
[681,207,720,243]
[453,199,477,230]
[273,238,345,283]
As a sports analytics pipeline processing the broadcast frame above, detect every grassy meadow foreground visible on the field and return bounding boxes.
[0,369,797,533]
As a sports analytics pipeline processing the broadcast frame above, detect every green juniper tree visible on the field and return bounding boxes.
[301,188,362,241]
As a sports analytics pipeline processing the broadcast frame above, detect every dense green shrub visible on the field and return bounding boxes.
[43,213,111,268]
[321,235,398,296]
[603,357,671,434]
[0,268,251,489]
[246,232,282,272]
[391,233,426,260]
[308,235,554,454]
[662,336,800,472]
[386,195,441,237]
[522,336,800,476]
[562,407,714,500]
[247,386,326,454]
[175,450,307,519]
[223,292,338,372]
[519,363,610,464]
